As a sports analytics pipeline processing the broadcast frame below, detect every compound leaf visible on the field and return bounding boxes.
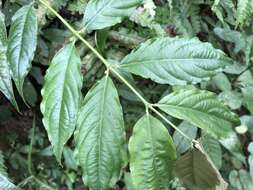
[75,75,127,190]
[120,37,232,85]
[7,3,38,102]
[157,89,240,138]
[41,43,83,162]
[129,114,177,190]
[84,0,143,31]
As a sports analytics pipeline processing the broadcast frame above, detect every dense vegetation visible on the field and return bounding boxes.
[1,0,253,189]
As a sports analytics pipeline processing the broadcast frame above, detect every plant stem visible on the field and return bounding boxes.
[38,0,193,142]
[38,0,149,106]
[111,67,149,105]
[38,0,109,67]
[26,115,55,190]
[149,106,192,142]
[17,176,34,187]
[28,117,35,174]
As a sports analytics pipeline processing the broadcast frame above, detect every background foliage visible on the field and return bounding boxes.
[1,0,253,189]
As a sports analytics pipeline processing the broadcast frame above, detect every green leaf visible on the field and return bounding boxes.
[248,142,253,176]
[0,12,18,109]
[249,155,253,176]
[237,70,253,113]
[63,147,78,171]
[240,115,253,136]
[238,70,253,86]
[75,75,127,190]
[157,89,240,138]
[173,121,197,154]
[95,29,108,54]
[0,151,7,177]
[236,0,253,27]
[41,43,83,162]
[0,11,7,46]
[201,134,222,169]
[84,0,143,31]
[175,143,227,189]
[229,170,253,190]
[218,91,242,110]
[242,86,253,114]
[212,73,231,92]
[0,174,18,190]
[129,114,177,190]
[7,3,38,102]
[214,27,252,64]
[214,27,247,53]
[123,172,135,190]
[219,132,245,163]
[120,37,232,85]
[211,0,224,23]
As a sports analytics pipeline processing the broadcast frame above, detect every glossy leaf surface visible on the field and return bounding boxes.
[120,37,232,85]
[129,114,177,190]
[201,134,222,169]
[84,0,142,31]
[158,89,240,138]
[0,12,17,109]
[229,170,253,190]
[7,3,37,101]
[41,43,83,162]
[0,175,17,190]
[0,11,7,46]
[236,0,253,26]
[75,75,127,190]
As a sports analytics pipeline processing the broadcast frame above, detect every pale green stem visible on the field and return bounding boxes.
[38,0,149,106]
[148,105,192,142]
[38,0,193,143]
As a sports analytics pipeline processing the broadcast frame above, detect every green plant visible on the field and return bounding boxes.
[1,0,253,189]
